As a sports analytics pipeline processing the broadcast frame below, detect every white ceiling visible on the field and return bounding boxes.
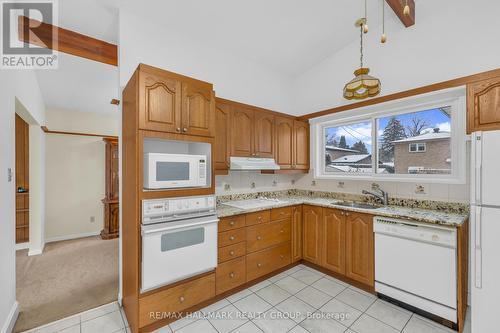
[35,53,119,115]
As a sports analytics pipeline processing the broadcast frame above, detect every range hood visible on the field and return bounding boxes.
[230,157,280,170]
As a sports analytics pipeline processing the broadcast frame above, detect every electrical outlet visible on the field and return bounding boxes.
[291,179,296,185]
[415,184,427,195]
[272,180,277,186]
[90,216,95,223]
[7,168,12,182]
[337,181,345,188]
[224,183,231,191]
[250,182,256,189]
[311,180,316,186]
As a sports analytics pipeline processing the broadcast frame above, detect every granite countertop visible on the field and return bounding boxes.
[216,196,468,227]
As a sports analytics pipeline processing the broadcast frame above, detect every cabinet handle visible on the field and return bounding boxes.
[346,212,350,216]
[182,128,188,132]
[280,255,284,259]
[258,216,262,220]
[280,229,284,233]
[179,296,185,303]
[257,236,262,240]
[229,236,235,241]
[340,212,344,216]
[176,127,181,132]
[257,263,262,268]
[229,250,235,256]
[229,221,235,226]
[229,272,235,279]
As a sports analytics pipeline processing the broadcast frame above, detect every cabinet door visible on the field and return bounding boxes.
[291,205,303,262]
[467,77,500,133]
[182,83,215,137]
[254,112,275,158]
[322,208,345,274]
[215,103,231,171]
[139,72,182,133]
[110,142,119,200]
[231,107,254,157]
[345,212,374,287]
[294,120,310,170]
[302,205,323,265]
[276,117,294,169]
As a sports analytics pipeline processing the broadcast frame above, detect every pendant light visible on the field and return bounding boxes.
[403,0,410,16]
[342,18,381,100]
[381,0,387,43]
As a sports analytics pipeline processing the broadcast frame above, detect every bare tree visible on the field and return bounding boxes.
[406,117,429,137]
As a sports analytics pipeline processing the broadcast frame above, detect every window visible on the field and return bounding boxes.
[409,143,426,153]
[313,89,466,183]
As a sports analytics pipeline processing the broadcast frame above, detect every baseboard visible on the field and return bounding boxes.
[45,231,101,243]
[28,244,44,256]
[15,242,29,251]
[1,301,19,333]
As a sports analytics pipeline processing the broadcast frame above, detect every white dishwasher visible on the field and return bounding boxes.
[374,217,457,323]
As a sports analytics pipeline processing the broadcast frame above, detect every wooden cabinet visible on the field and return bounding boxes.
[254,112,275,158]
[216,257,246,295]
[214,102,231,172]
[138,65,215,137]
[467,76,500,133]
[231,107,255,156]
[322,208,346,275]
[218,228,246,248]
[303,205,323,264]
[102,138,119,240]
[291,205,303,262]
[345,212,374,287]
[15,114,29,244]
[245,210,270,226]
[294,120,310,170]
[246,219,291,253]
[275,116,294,169]
[246,242,291,281]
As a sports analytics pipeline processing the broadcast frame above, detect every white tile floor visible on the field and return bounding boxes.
[22,265,471,333]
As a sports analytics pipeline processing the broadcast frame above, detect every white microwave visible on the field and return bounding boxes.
[144,153,207,190]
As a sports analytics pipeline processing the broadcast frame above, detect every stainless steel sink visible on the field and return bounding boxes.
[332,201,381,210]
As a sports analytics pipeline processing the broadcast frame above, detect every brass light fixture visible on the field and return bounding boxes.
[381,0,387,43]
[403,0,410,16]
[343,18,381,100]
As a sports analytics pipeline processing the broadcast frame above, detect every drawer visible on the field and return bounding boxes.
[219,215,246,232]
[139,273,215,327]
[218,228,246,247]
[216,257,246,294]
[246,219,291,253]
[246,242,291,281]
[246,210,271,226]
[218,242,246,263]
[271,207,292,221]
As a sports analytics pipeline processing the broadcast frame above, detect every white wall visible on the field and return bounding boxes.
[215,172,298,196]
[0,70,45,333]
[44,109,119,241]
[118,10,292,113]
[292,0,500,115]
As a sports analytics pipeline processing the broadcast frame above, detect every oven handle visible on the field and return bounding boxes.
[142,217,219,236]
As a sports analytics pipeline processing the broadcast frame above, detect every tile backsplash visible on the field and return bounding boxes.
[215,170,469,204]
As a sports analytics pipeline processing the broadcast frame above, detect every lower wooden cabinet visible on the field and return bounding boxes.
[322,208,346,275]
[303,205,323,264]
[291,205,303,262]
[246,242,291,281]
[345,211,374,287]
[246,219,291,253]
[139,273,215,328]
[218,242,246,263]
[216,257,246,295]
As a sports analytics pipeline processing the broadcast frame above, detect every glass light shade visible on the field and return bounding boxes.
[343,68,381,100]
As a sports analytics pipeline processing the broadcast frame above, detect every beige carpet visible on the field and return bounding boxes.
[14,236,118,332]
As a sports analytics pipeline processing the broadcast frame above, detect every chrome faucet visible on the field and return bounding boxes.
[362,185,389,205]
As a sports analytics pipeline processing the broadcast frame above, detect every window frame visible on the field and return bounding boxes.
[311,87,467,184]
[409,142,426,153]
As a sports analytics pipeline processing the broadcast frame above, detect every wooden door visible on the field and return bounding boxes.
[105,139,119,200]
[139,72,182,133]
[214,102,231,171]
[291,205,303,262]
[302,205,322,264]
[254,112,275,158]
[15,114,29,243]
[345,212,374,287]
[322,208,346,274]
[294,120,309,170]
[231,107,254,157]
[276,116,294,169]
[467,77,500,133]
[182,83,215,137]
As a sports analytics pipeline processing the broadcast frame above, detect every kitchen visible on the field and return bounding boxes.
[2,1,500,333]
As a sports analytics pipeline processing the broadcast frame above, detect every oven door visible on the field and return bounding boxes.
[141,215,218,292]
[146,155,199,189]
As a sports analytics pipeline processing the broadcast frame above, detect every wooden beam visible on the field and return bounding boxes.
[299,68,500,120]
[41,126,117,140]
[18,16,117,66]
[385,0,415,27]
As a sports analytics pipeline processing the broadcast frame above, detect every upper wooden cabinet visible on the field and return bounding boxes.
[214,102,231,171]
[294,120,310,170]
[467,76,500,133]
[137,65,215,137]
[302,205,323,265]
[275,117,294,169]
[322,208,346,275]
[345,211,374,287]
[254,112,275,158]
[231,107,255,157]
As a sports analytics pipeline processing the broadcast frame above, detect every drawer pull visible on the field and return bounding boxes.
[280,255,284,259]
[229,236,235,241]
[229,221,235,226]
[257,263,262,268]
[280,229,284,233]
[341,211,344,216]
[179,296,185,303]
[346,212,350,216]
[229,272,235,278]
[229,250,235,256]
[258,216,262,220]
[257,236,262,240]
[281,212,285,215]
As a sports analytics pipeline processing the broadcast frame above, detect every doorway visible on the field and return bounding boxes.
[15,114,30,245]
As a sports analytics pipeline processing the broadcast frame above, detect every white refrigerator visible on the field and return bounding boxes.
[470,130,500,333]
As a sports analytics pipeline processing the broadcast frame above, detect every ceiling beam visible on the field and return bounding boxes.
[385,0,415,27]
[18,16,117,66]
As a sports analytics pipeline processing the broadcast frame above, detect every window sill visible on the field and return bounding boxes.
[314,173,466,185]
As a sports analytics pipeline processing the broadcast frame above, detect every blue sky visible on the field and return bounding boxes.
[325,107,451,154]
